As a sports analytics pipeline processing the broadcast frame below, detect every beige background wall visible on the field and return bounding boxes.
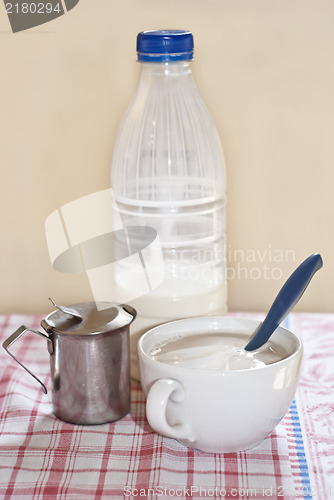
[0,0,333,314]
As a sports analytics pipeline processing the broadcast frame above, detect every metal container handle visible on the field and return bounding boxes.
[2,325,51,394]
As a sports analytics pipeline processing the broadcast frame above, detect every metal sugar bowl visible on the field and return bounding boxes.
[3,301,136,425]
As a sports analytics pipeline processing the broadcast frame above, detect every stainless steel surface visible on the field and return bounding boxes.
[2,302,136,425]
[48,297,83,322]
[48,324,131,424]
[42,302,136,335]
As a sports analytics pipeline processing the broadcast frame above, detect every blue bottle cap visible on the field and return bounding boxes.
[137,30,194,62]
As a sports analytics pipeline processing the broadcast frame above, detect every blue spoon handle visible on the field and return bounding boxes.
[245,253,323,351]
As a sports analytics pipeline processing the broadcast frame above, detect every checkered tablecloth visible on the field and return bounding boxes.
[0,313,333,499]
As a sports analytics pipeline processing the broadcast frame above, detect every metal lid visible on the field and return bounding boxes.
[41,302,136,336]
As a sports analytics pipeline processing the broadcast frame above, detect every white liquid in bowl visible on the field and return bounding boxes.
[149,332,289,371]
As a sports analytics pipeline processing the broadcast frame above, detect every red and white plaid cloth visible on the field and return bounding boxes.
[0,313,333,499]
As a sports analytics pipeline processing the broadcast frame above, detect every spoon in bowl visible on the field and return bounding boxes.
[244,252,323,351]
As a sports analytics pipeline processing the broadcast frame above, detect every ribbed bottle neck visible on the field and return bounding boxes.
[138,61,194,81]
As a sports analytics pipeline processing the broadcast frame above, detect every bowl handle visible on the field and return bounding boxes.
[146,378,196,443]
